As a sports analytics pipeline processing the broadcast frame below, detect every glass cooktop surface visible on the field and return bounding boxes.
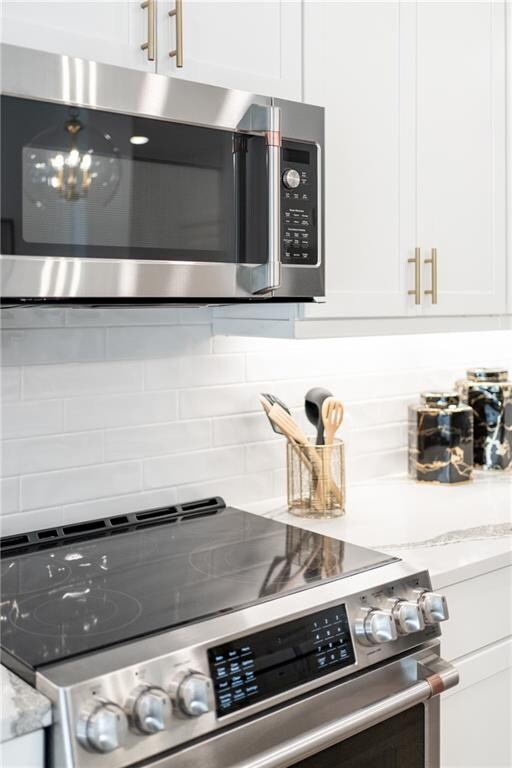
[0,504,397,670]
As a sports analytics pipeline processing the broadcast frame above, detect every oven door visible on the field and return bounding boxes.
[1,45,324,303]
[149,643,457,768]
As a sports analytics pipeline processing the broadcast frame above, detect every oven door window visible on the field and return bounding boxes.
[293,705,425,768]
[1,95,266,264]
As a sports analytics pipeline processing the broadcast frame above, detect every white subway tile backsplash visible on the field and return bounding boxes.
[2,328,104,366]
[1,368,21,401]
[180,380,309,419]
[106,325,210,360]
[23,361,144,399]
[345,423,407,457]
[21,461,142,510]
[176,471,274,507]
[0,315,510,534]
[1,308,65,328]
[343,397,411,429]
[178,308,213,325]
[65,307,183,327]
[104,420,211,461]
[213,412,277,447]
[144,446,244,490]
[145,355,245,391]
[64,391,178,431]
[1,506,64,536]
[0,478,19,515]
[1,400,63,439]
[2,432,103,477]
[245,439,284,473]
[63,307,212,327]
[61,488,179,524]
[347,448,407,484]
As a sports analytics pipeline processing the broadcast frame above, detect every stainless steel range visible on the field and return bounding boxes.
[0,498,458,768]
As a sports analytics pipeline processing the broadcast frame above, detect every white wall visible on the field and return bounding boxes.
[1,306,511,536]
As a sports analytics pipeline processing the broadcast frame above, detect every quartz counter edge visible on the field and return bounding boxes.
[0,666,52,743]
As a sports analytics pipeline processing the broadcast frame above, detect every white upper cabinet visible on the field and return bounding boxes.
[156,0,302,100]
[302,1,415,319]
[303,0,506,322]
[1,1,302,101]
[415,1,506,316]
[1,1,156,72]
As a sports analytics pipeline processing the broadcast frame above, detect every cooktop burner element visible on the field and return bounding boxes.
[0,500,395,671]
[11,588,143,638]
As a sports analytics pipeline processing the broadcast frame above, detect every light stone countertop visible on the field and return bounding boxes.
[245,472,512,590]
[0,666,52,743]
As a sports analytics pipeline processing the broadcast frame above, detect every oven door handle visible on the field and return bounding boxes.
[237,103,282,295]
[234,656,458,768]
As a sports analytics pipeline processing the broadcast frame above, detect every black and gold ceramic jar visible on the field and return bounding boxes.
[457,368,512,470]
[408,392,473,484]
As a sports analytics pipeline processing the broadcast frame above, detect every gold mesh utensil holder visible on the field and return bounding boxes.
[287,439,346,519]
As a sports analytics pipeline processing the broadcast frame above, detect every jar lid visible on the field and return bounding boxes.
[467,368,508,383]
[420,392,460,407]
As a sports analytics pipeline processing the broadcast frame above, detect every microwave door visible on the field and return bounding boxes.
[1,95,261,301]
[236,103,281,297]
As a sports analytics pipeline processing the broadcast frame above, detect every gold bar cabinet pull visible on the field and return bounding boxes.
[140,0,156,61]
[424,247,438,305]
[169,0,184,67]
[408,247,421,305]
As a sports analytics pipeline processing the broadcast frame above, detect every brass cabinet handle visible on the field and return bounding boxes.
[408,247,421,305]
[424,247,438,304]
[169,0,184,67]
[140,0,156,61]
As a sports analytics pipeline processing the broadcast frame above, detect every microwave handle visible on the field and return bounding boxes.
[237,104,282,295]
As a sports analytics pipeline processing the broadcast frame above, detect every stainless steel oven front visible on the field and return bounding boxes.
[0,44,324,305]
[149,642,456,768]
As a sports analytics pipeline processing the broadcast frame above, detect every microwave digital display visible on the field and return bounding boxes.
[208,604,355,717]
[283,147,310,165]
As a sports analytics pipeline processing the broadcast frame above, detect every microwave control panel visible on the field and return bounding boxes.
[281,140,318,267]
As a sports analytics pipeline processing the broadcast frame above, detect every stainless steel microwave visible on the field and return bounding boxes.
[0,45,324,305]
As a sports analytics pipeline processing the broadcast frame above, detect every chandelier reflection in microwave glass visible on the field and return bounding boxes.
[25,108,121,206]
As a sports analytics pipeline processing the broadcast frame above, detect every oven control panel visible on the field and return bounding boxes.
[281,140,318,267]
[208,603,354,717]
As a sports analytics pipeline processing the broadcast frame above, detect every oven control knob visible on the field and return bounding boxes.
[282,168,301,189]
[171,671,214,717]
[126,685,172,734]
[391,600,425,635]
[418,591,449,624]
[356,609,398,645]
[77,701,128,753]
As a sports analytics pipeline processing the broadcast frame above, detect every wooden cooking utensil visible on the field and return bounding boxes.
[260,400,325,503]
[260,393,292,436]
[320,397,345,508]
[321,397,344,445]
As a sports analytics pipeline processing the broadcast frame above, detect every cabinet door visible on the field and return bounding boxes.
[302,1,415,319]
[156,1,301,100]
[441,639,512,768]
[1,0,155,72]
[416,1,506,316]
